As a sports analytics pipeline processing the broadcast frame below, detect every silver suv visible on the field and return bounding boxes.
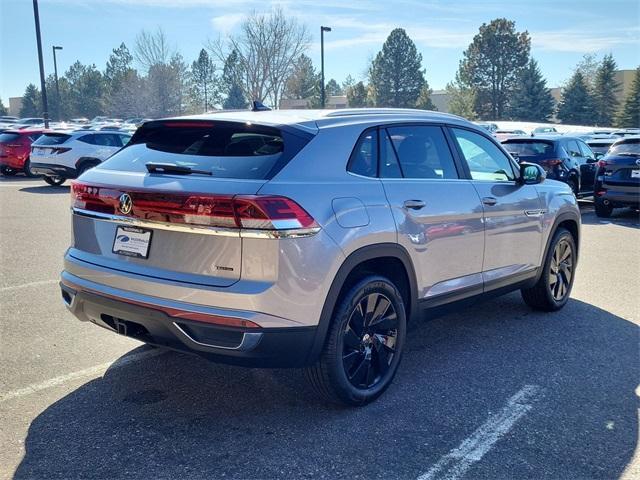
[61,109,580,405]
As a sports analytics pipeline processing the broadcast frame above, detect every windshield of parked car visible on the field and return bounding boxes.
[608,140,640,156]
[98,121,308,180]
[502,140,555,160]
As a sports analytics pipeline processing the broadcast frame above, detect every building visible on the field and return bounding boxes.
[280,95,348,109]
[8,97,22,117]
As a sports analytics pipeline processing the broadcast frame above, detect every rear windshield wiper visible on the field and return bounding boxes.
[145,162,212,175]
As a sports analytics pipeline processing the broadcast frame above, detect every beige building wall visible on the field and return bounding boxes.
[8,97,22,116]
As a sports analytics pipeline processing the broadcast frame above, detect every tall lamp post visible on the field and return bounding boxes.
[52,45,63,120]
[32,0,49,128]
[320,26,331,109]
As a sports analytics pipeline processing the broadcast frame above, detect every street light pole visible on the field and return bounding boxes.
[32,0,49,128]
[52,46,63,121]
[320,26,331,109]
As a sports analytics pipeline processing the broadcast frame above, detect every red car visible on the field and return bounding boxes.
[0,129,43,176]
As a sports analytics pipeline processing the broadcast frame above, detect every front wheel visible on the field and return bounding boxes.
[43,175,66,186]
[305,275,407,406]
[521,227,576,311]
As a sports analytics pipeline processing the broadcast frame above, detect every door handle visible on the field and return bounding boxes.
[403,200,426,210]
[482,197,497,206]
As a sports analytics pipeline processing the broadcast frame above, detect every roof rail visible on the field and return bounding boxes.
[323,108,447,118]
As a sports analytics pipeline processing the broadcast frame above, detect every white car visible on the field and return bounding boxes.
[29,130,131,186]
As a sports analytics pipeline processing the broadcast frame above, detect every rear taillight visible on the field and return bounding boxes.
[71,182,319,233]
[597,160,608,168]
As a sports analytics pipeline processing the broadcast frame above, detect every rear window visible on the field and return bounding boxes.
[33,133,71,146]
[608,140,640,156]
[502,140,555,159]
[99,121,312,180]
[0,133,20,143]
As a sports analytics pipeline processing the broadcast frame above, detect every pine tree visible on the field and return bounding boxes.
[20,84,41,117]
[0,97,7,116]
[369,28,425,107]
[616,67,640,128]
[415,83,436,110]
[445,75,477,120]
[190,49,216,112]
[592,54,621,126]
[458,18,530,119]
[284,54,318,100]
[557,71,596,125]
[325,79,342,97]
[342,75,356,92]
[509,59,555,122]
[346,81,368,108]
[222,50,247,110]
[104,43,135,116]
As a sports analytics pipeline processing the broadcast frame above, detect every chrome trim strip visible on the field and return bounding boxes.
[72,208,320,239]
[172,322,263,351]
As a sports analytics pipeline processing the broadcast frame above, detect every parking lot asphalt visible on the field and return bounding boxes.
[0,175,638,480]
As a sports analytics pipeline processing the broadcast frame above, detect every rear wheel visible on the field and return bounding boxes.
[567,177,579,196]
[521,227,576,311]
[0,166,17,176]
[43,175,66,186]
[594,199,613,218]
[23,158,40,178]
[305,275,406,406]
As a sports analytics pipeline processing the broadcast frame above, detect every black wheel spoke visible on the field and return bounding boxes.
[369,312,398,333]
[549,239,572,301]
[343,326,361,350]
[373,339,391,373]
[350,302,365,337]
[342,350,362,372]
[349,357,369,386]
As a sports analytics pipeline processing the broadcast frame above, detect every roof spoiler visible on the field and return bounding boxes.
[251,100,271,112]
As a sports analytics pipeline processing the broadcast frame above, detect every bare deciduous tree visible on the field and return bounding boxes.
[209,8,310,108]
[135,27,172,71]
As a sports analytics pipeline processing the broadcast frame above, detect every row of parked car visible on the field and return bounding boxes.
[0,115,149,184]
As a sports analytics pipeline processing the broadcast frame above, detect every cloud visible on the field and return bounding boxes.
[211,13,244,35]
[531,27,640,53]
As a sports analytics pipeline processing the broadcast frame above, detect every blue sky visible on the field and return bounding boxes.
[1,0,639,100]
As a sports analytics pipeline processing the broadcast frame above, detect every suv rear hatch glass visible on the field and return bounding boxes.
[69,119,313,288]
[602,139,640,187]
[502,139,559,171]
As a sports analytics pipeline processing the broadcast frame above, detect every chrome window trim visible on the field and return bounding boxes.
[72,207,320,239]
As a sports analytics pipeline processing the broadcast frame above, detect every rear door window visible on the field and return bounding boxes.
[566,140,582,158]
[99,120,311,180]
[386,125,459,179]
[347,129,377,177]
[78,134,96,145]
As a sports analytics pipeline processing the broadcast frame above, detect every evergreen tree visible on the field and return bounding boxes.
[346,81,368,108]
[190,49,216,112]
[284,54,318,100]
[104,43,135,116]
[593,54,621,126]
[415,83,436,110]
[616,67,640,128]
[222,50,247,110]
[20,84,41,117]
[342,75,356,92]
[325,79,342,96]
[509,59,555,122]
[0,97,7,116]
[458,18,530,119]
[557,71,596,125]
[369,28,425,107]
[445,77,477,120]
[64,62,105,118]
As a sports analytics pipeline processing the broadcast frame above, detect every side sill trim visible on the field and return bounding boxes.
[72,207,320,239]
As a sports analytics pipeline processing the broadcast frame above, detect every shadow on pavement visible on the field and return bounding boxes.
[14,294,638,479]
[580,205,640,229]
[19,185,70,194]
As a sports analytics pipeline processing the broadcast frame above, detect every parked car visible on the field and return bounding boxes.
[475,122,498,133]
[15,117,44,128]
[60,109,581,406]
[532,126,560,136]
[586,137,617,156]
[30,130,131,186]
[593,136,640,217]
[502,135,599,196]
[494,129,526,141]
[611,128,640,138]
[0,128,43,176]
[0,116,19,122]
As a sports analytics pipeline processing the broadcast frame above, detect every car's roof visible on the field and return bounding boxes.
[167,108,472,133]
[587,138,617,144]
[612,135,640,144]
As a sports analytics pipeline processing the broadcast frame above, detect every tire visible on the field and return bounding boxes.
[521,227,576,311]
[305,275,407,406]
[23,158,40,178]
[594,199,613,218]
[567,177,579,196]
[43,175,66,186]
[0,166,17,176]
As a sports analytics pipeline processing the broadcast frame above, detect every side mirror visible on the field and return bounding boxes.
[519,162,546,185]
[592,152,605,162]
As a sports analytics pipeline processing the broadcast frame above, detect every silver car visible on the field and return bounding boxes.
[61,109,580,405]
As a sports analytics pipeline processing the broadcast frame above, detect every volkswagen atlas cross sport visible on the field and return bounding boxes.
[61,109,581,406]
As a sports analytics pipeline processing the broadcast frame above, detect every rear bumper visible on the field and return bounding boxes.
[0,155,26,169]
[60,272,317,367]
[30,162,76,178]
[596,189,640,208]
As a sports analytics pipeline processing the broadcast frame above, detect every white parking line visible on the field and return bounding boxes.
[0,279,58,292]
[417,384,543,480]
[0,348,164,403]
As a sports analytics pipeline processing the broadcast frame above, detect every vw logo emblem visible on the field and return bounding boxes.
[118,193,133,215]
[636,159,640,167]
